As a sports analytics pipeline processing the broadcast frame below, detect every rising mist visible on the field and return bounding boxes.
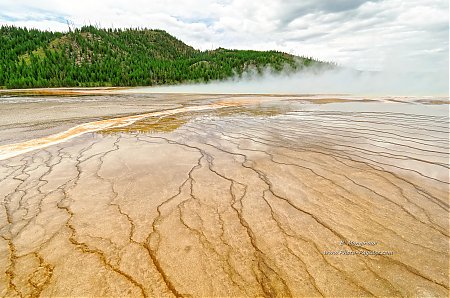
[130,63,449,96]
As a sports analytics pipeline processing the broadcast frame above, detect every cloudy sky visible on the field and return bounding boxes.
[0,0,448,74]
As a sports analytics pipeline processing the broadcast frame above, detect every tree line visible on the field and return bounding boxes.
[0,25,330,89]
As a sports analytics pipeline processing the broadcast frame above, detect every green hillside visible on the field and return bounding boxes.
[0,25,328,89]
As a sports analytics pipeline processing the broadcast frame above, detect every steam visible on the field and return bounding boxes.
[130,62,449,96]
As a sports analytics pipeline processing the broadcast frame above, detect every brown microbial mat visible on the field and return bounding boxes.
[0,94,448,297]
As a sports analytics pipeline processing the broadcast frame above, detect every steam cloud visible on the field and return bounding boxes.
[131,63,449,96]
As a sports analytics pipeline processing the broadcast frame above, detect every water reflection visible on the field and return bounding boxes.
[98,104,287,135]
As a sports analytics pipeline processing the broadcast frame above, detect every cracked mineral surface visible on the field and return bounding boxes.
[0,93,448,297]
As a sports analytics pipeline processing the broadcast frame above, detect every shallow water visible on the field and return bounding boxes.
[0,94,448,297]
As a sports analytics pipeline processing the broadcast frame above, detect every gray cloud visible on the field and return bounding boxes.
[277,0,383,26]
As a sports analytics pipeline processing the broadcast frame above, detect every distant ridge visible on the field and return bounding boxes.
[0,26,331,89]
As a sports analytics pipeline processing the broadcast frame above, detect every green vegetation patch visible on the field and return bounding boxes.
[0,25,332,89]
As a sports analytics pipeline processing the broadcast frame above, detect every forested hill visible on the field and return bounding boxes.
[0,25,329,89]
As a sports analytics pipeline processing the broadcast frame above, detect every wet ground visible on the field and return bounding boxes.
[0,93,448,297]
